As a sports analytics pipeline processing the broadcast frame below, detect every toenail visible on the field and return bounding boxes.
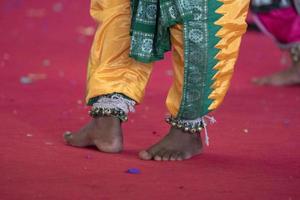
[64,131,72,136]
[139,151,151,160]
[154,156,162,161]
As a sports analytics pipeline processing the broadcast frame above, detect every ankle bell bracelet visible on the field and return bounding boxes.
[89,107,128,122]
[165,116,203,134]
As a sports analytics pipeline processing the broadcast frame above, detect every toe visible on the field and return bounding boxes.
[170,152,179,161]
[138,150,153,160]
[178,152,192,160]
[162,151,172,161]
[176,152,186,161]
[154,155,162,161]
[154,149,166,161]
[63,130,92,147]
[63,131,73,144]
[252,77,269,85]
[139,144,164,161]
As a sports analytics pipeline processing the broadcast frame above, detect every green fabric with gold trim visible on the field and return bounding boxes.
[130,0,193,63]
[129,0,223,119]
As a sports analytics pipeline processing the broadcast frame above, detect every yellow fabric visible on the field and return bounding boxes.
[87,0,184,112]
[86,0,249,117]
[208,0,250,110]
[165,25,185,117]
[86,0,153,104]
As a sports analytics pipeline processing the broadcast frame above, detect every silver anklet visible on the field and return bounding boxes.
[165,116,204,134]
[89,107,128,122]
[89,93,136,122]
[165,115,216,146]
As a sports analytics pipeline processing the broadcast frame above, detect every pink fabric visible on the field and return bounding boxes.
[256,7,300,44]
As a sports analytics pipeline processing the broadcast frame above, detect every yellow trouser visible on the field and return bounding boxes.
[86,0,249,118]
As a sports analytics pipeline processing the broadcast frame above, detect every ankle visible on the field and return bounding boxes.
[169,127,201,139]
[93,116,121,125]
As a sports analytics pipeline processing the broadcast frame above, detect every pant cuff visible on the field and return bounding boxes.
[89,93,136,122]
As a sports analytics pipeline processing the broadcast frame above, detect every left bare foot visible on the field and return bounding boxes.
[252,65,300,86]
[139,127,203,161]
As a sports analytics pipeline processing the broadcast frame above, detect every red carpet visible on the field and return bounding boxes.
[1,1,299,200]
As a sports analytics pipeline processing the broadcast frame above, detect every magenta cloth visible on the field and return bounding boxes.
[255,7,300,46]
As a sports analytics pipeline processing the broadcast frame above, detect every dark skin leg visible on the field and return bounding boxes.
[139,127,203,161]
[63,117,123,153]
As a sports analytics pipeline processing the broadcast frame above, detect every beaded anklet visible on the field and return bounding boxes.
[165,116,204,134]
[88,93,136,122]
[165,115,216,146]
[89,107,128,122]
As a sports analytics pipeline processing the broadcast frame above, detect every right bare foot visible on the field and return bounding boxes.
[63,117,123,153]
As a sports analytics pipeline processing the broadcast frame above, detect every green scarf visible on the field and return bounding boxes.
[129,0,223,119]
[130,0,194,63]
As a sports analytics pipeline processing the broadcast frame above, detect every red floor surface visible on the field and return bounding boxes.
[1,1,300,200]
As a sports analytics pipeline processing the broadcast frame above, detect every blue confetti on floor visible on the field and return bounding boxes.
[126,168,141,174]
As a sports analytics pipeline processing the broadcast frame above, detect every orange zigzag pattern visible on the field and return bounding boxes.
[208,0,250,110]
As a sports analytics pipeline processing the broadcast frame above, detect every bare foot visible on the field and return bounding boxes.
[63,117,123,153]
[252,66,300,86]
[139,127,203,161]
